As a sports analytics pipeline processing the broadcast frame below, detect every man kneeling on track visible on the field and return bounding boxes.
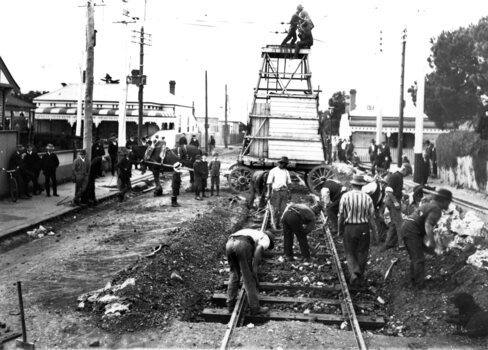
[281,196,323,262]
[226,229,275,315]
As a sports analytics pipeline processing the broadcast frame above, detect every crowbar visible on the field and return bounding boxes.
[384,257,399,281]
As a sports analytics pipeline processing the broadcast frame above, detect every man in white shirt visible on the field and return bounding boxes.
[266,156,292,229]
[226,229,275,315]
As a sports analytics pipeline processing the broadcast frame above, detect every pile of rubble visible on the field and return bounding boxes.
[26,225,55,238]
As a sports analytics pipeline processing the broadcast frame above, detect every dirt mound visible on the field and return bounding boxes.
[79,200,248,333]
[368,245,488,346]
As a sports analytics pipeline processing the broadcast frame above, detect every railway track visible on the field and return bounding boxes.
[359,163,488,214]
[201,194,386,350]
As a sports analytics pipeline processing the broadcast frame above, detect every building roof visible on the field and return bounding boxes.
[33,83,192,107]
[6,94,36,109]
[0,56,20,93]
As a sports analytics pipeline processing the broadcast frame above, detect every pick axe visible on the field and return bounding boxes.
[384,257,399,282]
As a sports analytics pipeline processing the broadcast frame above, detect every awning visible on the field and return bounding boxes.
[35,107,176,118]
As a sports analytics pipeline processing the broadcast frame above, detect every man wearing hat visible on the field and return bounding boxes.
[72,149,90,206]
[8,144,30,199]
[171,162,182,207]
[41,144,60,197]
[338,174,378,287]
[108,134,118,176]
[401,188,452,290]
[226,229,275,315]
[92,138,105,178]
[193,154,208,200]
[117,148,132,202]
[381,164,410,251]
[281,198,323,262]
[209,152,221,196]
[189,135,200,148]
[321,178,348,236]
[24,144,42,195]
[266,156,292,229]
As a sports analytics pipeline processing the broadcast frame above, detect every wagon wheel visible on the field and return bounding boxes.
[228,166,253,194]
[307,165,334,195]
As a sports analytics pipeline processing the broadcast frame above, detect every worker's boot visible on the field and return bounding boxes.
[202,189,207,198]
[171,196,181,207]
[210,187,214,196]
[216,185,220,196]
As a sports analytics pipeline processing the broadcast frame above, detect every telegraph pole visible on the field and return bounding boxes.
[205,71,209,153]
[224,84,228,149]
[84,0,95,161]
[397,28,407,166]
[132,1,151,144]
[132,26,151,144]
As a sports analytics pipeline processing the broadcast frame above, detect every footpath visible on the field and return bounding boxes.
[0,169,152,240]
[0,146,240,241]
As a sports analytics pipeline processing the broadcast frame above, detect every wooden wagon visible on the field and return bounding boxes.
[228,45,332,194]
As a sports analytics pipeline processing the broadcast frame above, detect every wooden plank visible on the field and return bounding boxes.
[222,281,341,293]
[201,308,385,328]
[249,114,318,120]
[268,140,323,161]
[212,293,375,310]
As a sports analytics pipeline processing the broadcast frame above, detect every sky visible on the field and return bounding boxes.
[2,0,488,122]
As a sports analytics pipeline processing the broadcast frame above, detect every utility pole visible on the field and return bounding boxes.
[132,1,151,144]
[376,30,384,146]
[397,28,407,166]
[224,84,228,149]
[132,26,151,144]
[76,51,84,137]
[414,10,427,183]
[84,0,95,161]
[115,1,137,149]
[205,70,209,153]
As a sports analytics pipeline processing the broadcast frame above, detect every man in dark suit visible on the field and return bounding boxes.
[41,144,60,197]
[179,133,188,146]
[9,144,30,199]
[108,134,118,176]
[117,148,132,202]
[92,138,105,177]
[24,144,42,195]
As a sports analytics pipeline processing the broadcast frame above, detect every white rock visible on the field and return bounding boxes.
[104,302,130,315]
[467,249,488,271]
[246,323,254,328]
[98,295,120,304]
[377,296,385,304]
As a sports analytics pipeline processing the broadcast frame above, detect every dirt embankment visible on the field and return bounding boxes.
[79,198,249,333]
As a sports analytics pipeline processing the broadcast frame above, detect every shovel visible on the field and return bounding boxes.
[384,257,399,282]
[15,281,35,350]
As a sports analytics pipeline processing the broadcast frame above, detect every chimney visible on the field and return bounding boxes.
[349,89,357,111]
[169,80,176,95]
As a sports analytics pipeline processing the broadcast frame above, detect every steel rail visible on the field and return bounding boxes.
[360,164,488,214]
[220,289,246,350]
[220,202,272,350]
[320,212,367,350]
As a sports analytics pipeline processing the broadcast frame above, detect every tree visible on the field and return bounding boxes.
[425,17,488,128]
[15,90,48,104]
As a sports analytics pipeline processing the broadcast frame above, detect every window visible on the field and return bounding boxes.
[169,122,175,130]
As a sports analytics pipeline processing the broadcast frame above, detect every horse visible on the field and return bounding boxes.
[141,144,202,196]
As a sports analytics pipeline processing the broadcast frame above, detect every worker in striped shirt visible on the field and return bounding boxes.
[338,174,378,287]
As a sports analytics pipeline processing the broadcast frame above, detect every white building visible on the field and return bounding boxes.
[33,81,198,147]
